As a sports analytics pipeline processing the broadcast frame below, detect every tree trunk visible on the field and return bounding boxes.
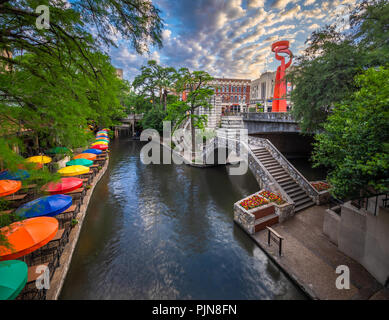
[163,89,167,111]
[191,107,195,161]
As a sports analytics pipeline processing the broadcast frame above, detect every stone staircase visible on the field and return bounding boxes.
[252,147,315,212]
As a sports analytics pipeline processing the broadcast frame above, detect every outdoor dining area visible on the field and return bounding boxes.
[0,129,110,300]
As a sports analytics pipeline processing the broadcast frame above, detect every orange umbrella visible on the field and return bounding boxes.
[73,153,96,161]
[0,217,58,261]
[0,180,22,197]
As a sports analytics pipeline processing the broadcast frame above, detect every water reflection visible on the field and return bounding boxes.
[60,139,306,300]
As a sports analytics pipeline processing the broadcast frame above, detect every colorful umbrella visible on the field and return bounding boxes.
[0,180,22,197]
[66,158,93,167]
[58,165,90,177]
[26,156,52,164]
[82,149,102,155]
[91,144,108,151]
[73,153,97,161]
[0,170,30,181]
[46,147,70,155]
[0,217,58,261]
[0,260,28,300]
[96,137,109,142]
[41,177,83,195]
[15,195,72,218]
[96,135,108,139]
[91,141,108,146]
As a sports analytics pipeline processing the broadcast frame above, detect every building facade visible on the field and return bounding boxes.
[250,70,293,112]
[209,78,251,113]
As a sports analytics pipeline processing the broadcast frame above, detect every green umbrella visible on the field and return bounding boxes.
[0,260,28,300]
[47,147,70,155]
[66,158,93,167]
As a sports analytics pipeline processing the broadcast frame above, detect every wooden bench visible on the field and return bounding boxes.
[266,226,284,256]
[3,194,28,208]
[56,204,78,228]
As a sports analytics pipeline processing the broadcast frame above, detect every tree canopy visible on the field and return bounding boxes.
[312,66,389,200]
[288,0,389,133]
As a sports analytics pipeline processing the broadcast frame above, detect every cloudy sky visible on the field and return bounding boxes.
[110,0,356,81]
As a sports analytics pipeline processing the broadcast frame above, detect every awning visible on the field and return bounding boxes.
[26,156,52,164]
[0,260,28,300]
[0,170,30,181]
[41,177,83,195]
[82,149,102,155]
[0,217,58,261]
[0,180,22,197]
[66,158,93,167]
[73,153,97,161]
[91,144,108,151]
[58,165,90,176]
[15,195,73,218]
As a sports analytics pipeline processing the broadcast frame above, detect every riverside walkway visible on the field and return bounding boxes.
[252,205,389,300]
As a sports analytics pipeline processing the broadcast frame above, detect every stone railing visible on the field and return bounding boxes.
[243,112,296,123]
[215,134,294,207]
[248,136,321,204]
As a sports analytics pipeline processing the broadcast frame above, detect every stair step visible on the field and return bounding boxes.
[284,184,300,191]
[291,193,309,202]
[257,156,273,161]
[278,174,294,184]
[269,168,285,174]
[285,186,302,194]
[295,201,315,212]
[253,150,268,155]
[289,189,306,198]
[267,164,284,170]
[280,180,295,187]
[273,172,289,179]
[262,161,278,166]
[254,213,279,233]
[295,197,312,207]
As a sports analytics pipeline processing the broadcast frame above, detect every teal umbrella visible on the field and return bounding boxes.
[0,260,28,300]
[47,147,70,155]
[66,158,93,167]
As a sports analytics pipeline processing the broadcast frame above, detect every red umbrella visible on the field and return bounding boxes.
[41,177,83,195]
[91,144,108,151]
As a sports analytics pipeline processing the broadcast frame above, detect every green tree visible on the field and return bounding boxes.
[288,0,389,133]
[132,60,176,110]
[171,68,214,159]
[312,66,389,200]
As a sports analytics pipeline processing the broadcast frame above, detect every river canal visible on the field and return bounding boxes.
[60,138,307,300]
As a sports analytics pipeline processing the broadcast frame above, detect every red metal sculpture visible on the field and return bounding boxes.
[271,41,293,112]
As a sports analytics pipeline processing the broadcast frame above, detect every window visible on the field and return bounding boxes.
[261,82,266,100]
[243,86,246,93]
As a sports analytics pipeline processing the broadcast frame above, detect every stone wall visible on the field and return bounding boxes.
[324,201,389,286]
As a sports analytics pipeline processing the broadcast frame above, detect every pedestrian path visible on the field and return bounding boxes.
[253,205,388,300]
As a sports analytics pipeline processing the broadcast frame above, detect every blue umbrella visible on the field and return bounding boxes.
[15,195,72,218]
[0,170,30,181]
[82,148,102,155]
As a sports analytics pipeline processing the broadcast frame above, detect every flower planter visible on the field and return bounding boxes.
[311,181,331,205]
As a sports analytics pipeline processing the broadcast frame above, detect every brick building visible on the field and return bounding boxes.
[209,78,251,113]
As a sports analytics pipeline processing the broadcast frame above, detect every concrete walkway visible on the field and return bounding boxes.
[252,205,388,300]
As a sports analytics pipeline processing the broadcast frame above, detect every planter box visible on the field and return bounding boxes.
[234,190,295,234]
[311,181,331,205]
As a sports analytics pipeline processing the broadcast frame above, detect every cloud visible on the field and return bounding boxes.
[110,0,358,81]
[271,0,296,10]
[247,0,265,8]
[308,23,320,30]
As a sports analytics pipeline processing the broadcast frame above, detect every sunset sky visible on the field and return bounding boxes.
[110,0,357,81]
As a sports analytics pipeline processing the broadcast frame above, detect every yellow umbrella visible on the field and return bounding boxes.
[58,165,90,177]
[91,141,108,146]
[26,155,52,164]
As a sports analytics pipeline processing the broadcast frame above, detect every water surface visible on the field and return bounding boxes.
[60,139,306,300]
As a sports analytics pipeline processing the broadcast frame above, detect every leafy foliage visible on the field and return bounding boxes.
[312,66,389,200]
[288,0,389,133]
